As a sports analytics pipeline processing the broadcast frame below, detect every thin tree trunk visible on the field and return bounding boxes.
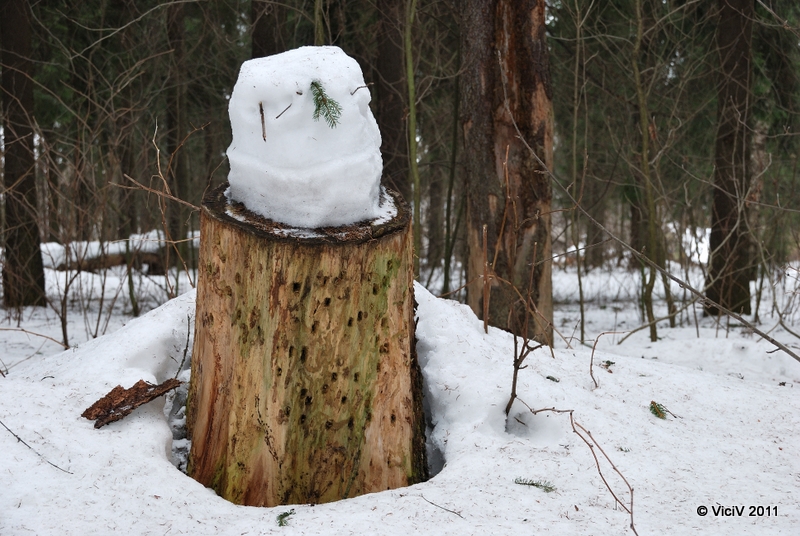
[375,0,409,201]
[404,0,421,277]
[461,0,553,343]
[252,0,284,58]
[705,0,754,316]
[166,4,189,275]
[632,0,658,341]
[1,0,46,307]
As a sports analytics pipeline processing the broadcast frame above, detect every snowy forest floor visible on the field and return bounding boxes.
[1,263,799,535]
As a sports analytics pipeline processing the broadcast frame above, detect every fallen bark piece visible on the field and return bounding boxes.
[82,378,181,429]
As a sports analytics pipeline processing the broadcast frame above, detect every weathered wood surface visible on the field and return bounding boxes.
[82,378,181,428]
[187,184,426,507]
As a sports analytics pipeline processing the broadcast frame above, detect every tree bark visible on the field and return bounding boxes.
[187,185,427,507]
[375,0,409,201]
[1,0,46,307]
[460,0,553,343]
[705,0,754,316]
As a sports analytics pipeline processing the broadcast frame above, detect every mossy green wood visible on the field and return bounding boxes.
[187,184,427,507]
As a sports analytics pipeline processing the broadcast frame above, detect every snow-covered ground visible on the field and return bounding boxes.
[1,263,798,535]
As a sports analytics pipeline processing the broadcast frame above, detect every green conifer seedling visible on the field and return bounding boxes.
[310,80,342,128]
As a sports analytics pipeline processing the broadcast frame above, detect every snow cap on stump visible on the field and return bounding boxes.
[226,46,384,228]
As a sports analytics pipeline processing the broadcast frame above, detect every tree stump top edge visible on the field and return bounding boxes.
[202,182,410,245]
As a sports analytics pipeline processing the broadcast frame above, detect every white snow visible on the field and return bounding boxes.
[1,271,799,535]
[226,46,385,228]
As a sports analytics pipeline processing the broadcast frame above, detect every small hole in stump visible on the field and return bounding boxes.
[331,372,338,381]
[325,420,333,429]
[292,282,301,292]
[277,367,282,377]
[324,297,331,306]
[347,318,353,327]
[300,414,306,424]
[353,372,359,382]
[390,414,396,424]
[305,395,312,406]
[311,321,318,333]
[300,388,307,397]
[357,311,363,321]
[341,396,347,404]
[372,284,378,295]
[347,417,354,430]
[300,347,307,363]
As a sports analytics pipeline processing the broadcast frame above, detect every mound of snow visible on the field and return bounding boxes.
[226,46,384,228]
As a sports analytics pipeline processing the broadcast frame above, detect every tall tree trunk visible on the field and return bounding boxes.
[166,4,189,271]
[251,0,284,58]
[461,0,553,343]
[375,0,409,201]
[584,177,607,269]
[705,0,754,316]
[1,0,46,307]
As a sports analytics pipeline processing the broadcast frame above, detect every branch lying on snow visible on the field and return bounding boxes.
[82,378,181,429]
[511,399,639,536]
[0,419,72,474]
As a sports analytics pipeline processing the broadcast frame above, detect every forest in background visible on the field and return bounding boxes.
[2,0,800,346]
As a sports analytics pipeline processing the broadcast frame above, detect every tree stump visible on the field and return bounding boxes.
[186,183,427,507]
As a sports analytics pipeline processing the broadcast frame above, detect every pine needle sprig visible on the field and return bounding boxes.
[514,477,556,493]
[649,400,667,419]
[310,80,342,128]
[276,508,295,527]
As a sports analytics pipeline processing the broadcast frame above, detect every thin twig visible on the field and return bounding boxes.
[122,174,199,211]
[0,328,69,349]
[0,419,73,474]
[570,414,639,535]
[275,102,292,120]
[350,83,373,95]
[420,495,464,519]
[174,314,192,379]
[515,399,638,535]
[589,331,627,388]
[260,102,267,140]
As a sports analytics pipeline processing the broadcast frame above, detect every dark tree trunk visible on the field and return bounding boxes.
[166,4,189,265]
[251,0,284,58]
[111,0,140,240]
[1,0,46,307]
[583,176,607,269]
[461,0,553,343]
[375,0,409,201]
[705,0,754,316]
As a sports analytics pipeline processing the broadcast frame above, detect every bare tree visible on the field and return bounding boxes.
[1,0,46,307]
